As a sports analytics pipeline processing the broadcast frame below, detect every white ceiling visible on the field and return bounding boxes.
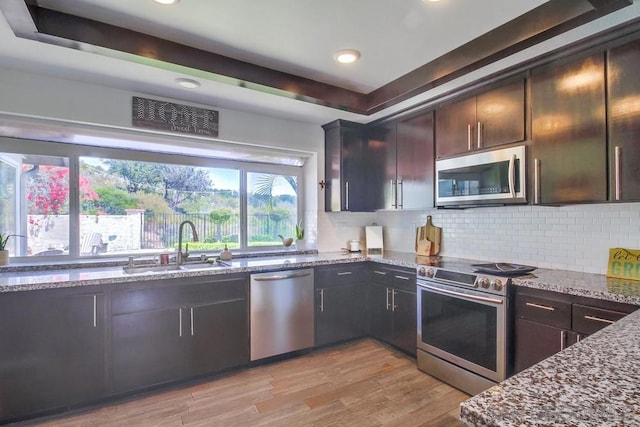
[0,0,637,126]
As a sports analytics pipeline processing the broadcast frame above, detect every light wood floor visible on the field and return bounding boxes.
[32,339,469,426]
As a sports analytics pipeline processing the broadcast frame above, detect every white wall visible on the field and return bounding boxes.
[321,203,640,275]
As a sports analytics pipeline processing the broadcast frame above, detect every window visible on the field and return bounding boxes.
[1,139,302,260]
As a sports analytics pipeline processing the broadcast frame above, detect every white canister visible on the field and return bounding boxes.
[348,240,360,252]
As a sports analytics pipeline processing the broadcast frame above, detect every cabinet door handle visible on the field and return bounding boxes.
[190,307,195,336]
[584,315,616,325]
[373,270,387,275]
[394,275,411,281]
[390,179,396,208]
[385,288,391,310]
[560,330,566,351]
[345,181,349,210]
[615,146,621,201]
[397,179,403,209]
[525,302,555,311]
[179,308,183,337]
[467,124,472,151]
[337,271,352,276]
[93,294,97,328]
[477,121,482,149]
[392,289,397,312]
[319,289,324,312]
[534,158,540,204]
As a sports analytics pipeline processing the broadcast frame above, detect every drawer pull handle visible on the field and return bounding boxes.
[584,315,615,325]
[337,271,352,276]
[394,275,411,280]
[525,302,555,311]
[560,330,566,351]
[373,271,387,275]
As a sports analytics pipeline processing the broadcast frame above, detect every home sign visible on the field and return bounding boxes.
[132,96,219,137]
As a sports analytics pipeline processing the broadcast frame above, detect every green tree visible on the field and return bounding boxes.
[209,208,233,242]
[105,160,212,211]
[94,187,136,214]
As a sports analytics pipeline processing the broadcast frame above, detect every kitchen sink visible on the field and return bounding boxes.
[179,260,232,270]
[122,264,184,274]
[122,259,232,274]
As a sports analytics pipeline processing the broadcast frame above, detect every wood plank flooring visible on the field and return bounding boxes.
[31,339,469,426]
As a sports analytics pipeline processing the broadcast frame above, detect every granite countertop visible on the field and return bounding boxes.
[0,251,420,293]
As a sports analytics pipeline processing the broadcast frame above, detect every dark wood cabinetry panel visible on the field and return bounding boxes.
[188,299,248,376]
[436,79,525,158]
[531,53,607,204]
[367,283,394,344]
[112,307,184,392]
[396,111,435,209]
[0,289,106,422]
[323,120,375,212]
[436,97,476,158]
[512,287,637,374]
[476,80,526,149]
[314,264,367,347]
[514,318,565,374]
[367,266,417,356]
[608,39,640,201]
[111,275,249,393]
[390,289,417,356]
[368,111,435,210]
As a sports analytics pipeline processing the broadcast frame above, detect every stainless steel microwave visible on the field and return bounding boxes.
[435,145,526,207]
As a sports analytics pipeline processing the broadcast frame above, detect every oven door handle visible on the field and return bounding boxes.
[419,283,504,305]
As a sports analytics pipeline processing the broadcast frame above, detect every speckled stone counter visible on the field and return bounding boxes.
[0,251,424,293]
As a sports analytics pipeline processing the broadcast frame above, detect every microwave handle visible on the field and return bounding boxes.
[508,154,516,198]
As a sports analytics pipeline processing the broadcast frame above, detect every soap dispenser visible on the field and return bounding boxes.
[219,244,232,261]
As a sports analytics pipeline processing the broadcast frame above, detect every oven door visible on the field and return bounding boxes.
[417,280,507,382]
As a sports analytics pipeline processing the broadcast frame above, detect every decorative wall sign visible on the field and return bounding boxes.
[607,248,640,281]
[132,96,219,137]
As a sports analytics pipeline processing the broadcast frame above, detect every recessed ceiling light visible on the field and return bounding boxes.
[175,78,201,89]
[153,0,179,5]
[334,49,361,64]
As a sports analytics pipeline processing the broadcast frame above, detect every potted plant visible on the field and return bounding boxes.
[0,233,22,266]
[295,221,305,250]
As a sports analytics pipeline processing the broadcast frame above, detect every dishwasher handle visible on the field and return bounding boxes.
[252,271,313,281]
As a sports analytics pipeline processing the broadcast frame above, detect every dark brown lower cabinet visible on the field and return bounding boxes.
[513,288,637,374]
[367,266,417,356]
[314,264,366,347]
[514,318,579,374]
[0,289,106,423]
[111,275,249,393]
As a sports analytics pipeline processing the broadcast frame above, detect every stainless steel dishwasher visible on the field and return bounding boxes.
[250,269,315,361]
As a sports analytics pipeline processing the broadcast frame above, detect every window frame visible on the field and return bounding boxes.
[1,137,304,262]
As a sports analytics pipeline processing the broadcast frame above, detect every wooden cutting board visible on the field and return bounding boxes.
[425,215,442,255]
[415,224,432,255]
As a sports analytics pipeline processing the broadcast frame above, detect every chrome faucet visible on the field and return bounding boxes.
[177,220,199,265]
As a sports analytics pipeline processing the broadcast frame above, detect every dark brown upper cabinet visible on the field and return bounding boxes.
[436,79,526,158]
[369,111,435,210]
[608,39,640,202]
[323,120,377,212]
[531,53,607,204]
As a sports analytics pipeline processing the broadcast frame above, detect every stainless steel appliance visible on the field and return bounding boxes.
[416,261,510,395]
[436,145,526,207]
[250,269,315,361]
